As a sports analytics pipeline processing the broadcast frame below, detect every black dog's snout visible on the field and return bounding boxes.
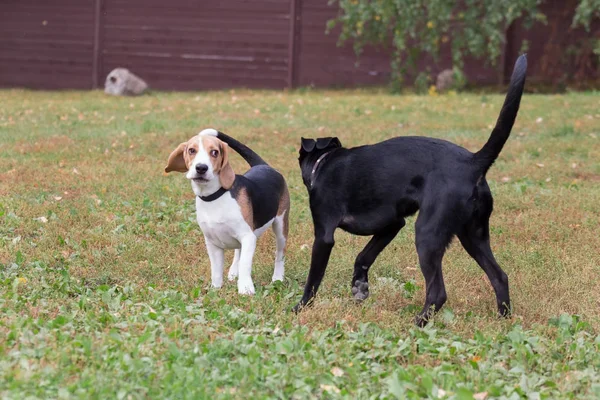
[195,164,208,174]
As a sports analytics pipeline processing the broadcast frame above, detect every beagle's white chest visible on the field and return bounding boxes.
[194,193,251,249]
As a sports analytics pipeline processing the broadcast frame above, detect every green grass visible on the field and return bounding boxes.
[1,88,599,399]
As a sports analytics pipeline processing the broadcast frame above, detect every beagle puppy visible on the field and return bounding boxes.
[165,129,290,295]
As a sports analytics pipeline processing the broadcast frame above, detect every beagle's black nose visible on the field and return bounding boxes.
[195,164,208,174]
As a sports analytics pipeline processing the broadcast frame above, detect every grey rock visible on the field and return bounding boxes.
[436,69,455,93]
[104,68,148,96]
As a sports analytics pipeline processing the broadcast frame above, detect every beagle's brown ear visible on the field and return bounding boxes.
[165,142,188,173]
[218,141,235,189]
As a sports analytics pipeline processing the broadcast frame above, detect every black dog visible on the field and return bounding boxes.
[294,55,527,326]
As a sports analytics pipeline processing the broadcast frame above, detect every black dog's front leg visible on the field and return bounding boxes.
[292,228,335,312]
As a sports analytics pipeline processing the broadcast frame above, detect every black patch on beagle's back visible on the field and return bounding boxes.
[230,165,286,229]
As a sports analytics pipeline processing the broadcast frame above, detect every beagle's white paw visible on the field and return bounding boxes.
[271,272,284,282]
[238,279,255,295]
[228,266,239,281]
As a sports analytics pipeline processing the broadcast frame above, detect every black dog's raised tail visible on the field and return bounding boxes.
[217,131,268,167]
[473,54,527,175]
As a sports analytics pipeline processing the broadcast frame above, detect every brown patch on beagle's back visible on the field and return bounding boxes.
[236,186,254,230]
[278,185,290,239]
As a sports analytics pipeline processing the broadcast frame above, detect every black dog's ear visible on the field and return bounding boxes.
[316,137,342,150]
[301,137,316,152]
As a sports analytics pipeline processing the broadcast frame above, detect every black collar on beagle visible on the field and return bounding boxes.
[199,187,228,202]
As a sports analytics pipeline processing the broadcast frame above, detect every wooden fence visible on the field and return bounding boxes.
[0,0,597,90]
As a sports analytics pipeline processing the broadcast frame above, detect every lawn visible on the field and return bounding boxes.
[0,88,599,399]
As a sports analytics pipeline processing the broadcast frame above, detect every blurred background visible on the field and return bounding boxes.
[0,0,598,92]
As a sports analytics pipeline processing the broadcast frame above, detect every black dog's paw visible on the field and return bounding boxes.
[415,314,429,328]
[351,281,370,302]
[498,303,512,319]
[292,303,302,313]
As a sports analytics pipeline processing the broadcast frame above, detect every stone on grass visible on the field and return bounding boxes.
[436,69,455,93]
[104,68,148,96]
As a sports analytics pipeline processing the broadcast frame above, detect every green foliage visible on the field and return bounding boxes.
[573,0,600,30]
[2,261,600,398]
[329,0,599,89]
[1,88,600,397]
[573,0,600,59]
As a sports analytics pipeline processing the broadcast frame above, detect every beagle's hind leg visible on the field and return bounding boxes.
[271,211,288,282]
[228,249,240,281]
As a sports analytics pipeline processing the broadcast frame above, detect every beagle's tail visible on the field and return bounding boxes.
[473,54,527,176]
[200,129,268,167]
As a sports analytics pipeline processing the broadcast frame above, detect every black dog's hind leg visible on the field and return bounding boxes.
[351,220,406,301]
[458,221,511,318]
[292,221,337,312]
[414,210,454,327]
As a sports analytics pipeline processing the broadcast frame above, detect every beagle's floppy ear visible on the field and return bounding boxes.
[316,137,342,150]
[300,137,316,152]
[165,142,188,173]
[218,141,235,189]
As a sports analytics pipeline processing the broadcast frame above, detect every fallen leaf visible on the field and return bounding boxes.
[331,367,344,377]
[34,216,48,223]
[320,384,340,394]
[54,196,63,201]
[72,168,81,175]
[535,163,544,168]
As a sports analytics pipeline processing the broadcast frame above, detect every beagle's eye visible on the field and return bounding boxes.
[210,149,219,158]
[188,148,196,155]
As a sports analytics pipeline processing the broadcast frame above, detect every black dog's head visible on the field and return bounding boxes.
[298,137,342,188]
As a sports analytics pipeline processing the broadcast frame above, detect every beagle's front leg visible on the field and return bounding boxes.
[205,239,224,289]
[237,234,257,295]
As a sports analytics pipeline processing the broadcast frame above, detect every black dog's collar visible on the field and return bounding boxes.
[310,151,332,188]
[198,187,228,202]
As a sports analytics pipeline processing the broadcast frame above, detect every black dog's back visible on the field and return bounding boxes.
[295,55,528,326]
